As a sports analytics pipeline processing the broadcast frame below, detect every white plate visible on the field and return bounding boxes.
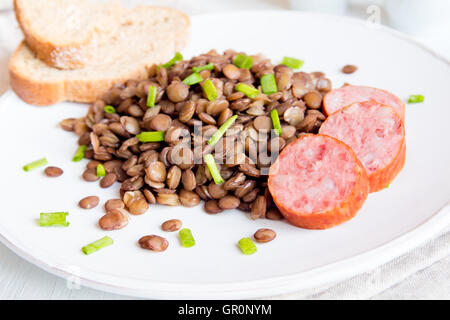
[0,11,449,299]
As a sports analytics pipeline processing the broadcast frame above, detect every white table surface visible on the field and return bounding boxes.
[0,0,449,300]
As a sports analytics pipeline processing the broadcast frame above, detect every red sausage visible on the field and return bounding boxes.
[323,85,405,121]
[319,101,406,192]
[268,134,369,230]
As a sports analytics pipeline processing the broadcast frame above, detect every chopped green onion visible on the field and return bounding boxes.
[235,83,259,99]
[160,52,183,70]
[385,184,390,189]
[136,131,165,142]
[203,79,218,101]
[82,236,114,255]
[281,56,304,69]
[260,73,278,95]
[147,85,157,107]
[238,238,257,255]
[192,63,214,73]
[208,115,238,147]
[408,94,424,103]
[96,164,106,177]
[179,228,195,248]
[104,105,116,114]
[204,154,224,184]
[233,54,253,69]
[183,73,204,85]
[72,145,87,162]
[270,109,282,136]
[40,212,69,227]
[23,158,48,172]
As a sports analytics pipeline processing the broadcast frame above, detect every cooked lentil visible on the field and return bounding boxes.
[82,168,100,182]
[254,228,277,243]
[99,208,129,230]
[161,219,182,232]
[138,235,169,252]
[66,49,332,229]
[79,196,100,209]
[45,166,63,177]
[104,199,125,212]
[100,172,117,188]
[342,64,358,74]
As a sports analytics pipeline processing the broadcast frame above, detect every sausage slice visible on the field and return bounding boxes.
[319,101,406,192]
[323,85,405,121]
[268,134,369,229]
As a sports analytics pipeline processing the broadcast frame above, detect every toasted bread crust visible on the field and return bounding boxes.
[9,42,153,105]
[9,54,64,106]
[9,5,190,106]
[14,0,93,69]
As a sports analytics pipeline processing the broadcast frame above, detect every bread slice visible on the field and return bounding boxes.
[9,6,190,106]
[14,0,122,69]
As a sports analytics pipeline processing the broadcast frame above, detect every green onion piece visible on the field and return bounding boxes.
[82,236,114,255]
[270,109,282,136]
[96,164,106,177]
[136,131,165,142]
[281,56,304,69]
[40,212,69,227]
[179,228,195,248]
[260,73,278,95]
[192,63,214,73]
[203,79,218,101]
[72,145,87,162]
[208,115,238,147]
[238,238,257,255]
[233,54,253,69]
[160,52,183,70]
[408,94,424,103]
[385,184,390,189]
[235,83,259,99]
[204,154,224,185]
[147,85,157,107]
[23,158,48,172]
[183,73,204,86]
[104,105,116,114]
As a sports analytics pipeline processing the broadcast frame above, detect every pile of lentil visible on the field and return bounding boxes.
[60,49,332,231]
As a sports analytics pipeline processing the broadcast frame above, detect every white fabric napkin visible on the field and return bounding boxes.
[0,0,11,10]
[270,226,450,299]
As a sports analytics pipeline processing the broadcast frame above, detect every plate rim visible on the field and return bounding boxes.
[1,10,449,299]
[0,196,448,299]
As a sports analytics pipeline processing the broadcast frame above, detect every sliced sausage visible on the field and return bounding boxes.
[268,134,369,229]
[323,85,405,121]
[319,101,405,192]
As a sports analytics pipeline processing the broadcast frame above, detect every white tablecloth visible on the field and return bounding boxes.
[0,0,449,300]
